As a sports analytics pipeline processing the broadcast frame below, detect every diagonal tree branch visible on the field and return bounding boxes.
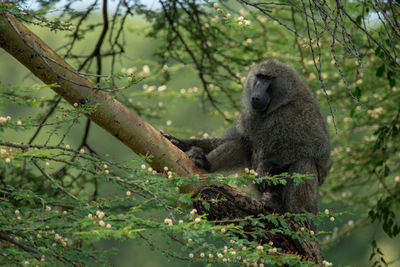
[0,11,324,263]
[0,12,205,186]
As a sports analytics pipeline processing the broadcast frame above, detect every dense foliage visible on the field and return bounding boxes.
[0,0,399,266]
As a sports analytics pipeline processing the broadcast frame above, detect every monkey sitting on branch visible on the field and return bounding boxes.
[163,58,331,216]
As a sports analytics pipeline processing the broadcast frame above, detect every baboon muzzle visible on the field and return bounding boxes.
[251,75,272,111]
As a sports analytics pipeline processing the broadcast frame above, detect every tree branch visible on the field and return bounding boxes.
[0,12,205,188]
[0,11,324,263]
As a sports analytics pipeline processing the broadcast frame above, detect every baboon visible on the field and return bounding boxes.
[163,59,331,215]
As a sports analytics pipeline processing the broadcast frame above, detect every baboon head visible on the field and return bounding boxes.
[243,58,304,114]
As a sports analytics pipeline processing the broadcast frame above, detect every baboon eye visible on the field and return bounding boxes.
[256,74,273,80]
[254,75,273,90]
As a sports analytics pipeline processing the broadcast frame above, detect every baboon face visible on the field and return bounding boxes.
[244,58,300,114]
[250,74,273,112]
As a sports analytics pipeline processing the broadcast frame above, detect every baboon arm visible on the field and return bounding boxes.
[162,132,226,153]
[179,138,228,154]
[206,139,251,173]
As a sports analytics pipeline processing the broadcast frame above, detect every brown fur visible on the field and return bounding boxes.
[163,59,331,214]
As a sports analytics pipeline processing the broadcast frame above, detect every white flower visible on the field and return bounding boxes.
[217,253,223,258]
[213,3,219,8]
[194,217,201,223]
[158,85,167,92]
[190,209,197,215]
[166,120,172,126]
[200,252,205,257]
[220,227,226,233]
[17,120,22,125]
[324,209,329,215]
[98,211,105,219]
[0,116,11,124]
[330,216,335,222]
[106,224,111,229]
[126,191,131,196]
[46,205,51,211]
[256,245,263,251]
[323,260,333,266]
[127,67,137,75]
[141,164,146,169]
[249,169,258,176]
[189,253,194,258]
[15,210,20,215]
[68,25,76,31]
[5,158,11,164]
[141,65,151,76]
[88,214,93,218]
[99,220,105,227]
[79,148,85,154]
[243,38,253,46]
[178,220,184,224]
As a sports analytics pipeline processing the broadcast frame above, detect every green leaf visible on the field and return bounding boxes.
[376,64,385,77]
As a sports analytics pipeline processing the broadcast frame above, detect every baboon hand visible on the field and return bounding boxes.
[160,131,188,151]
[186,147,211,171]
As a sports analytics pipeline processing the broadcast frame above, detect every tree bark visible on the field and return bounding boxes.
[0,11,323,264]
[0,12,205,183]
[193,184,324,264]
